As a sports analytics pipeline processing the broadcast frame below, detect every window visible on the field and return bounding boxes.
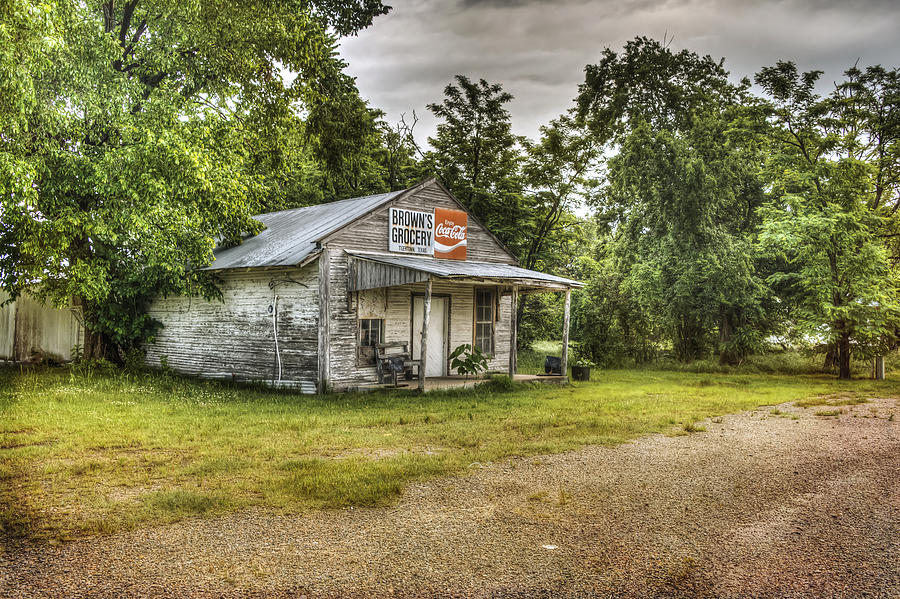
[358,318,384,365]
[474,289,495,355]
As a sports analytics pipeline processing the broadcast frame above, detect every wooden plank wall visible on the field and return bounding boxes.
[0,291,15,359]
[328,277,512,390]
[327,181,518,265]
[144,265,318,393]
[349,259,430,291]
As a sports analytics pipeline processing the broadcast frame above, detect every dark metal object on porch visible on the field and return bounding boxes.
[544,356,562,375]
[375,342,421,387]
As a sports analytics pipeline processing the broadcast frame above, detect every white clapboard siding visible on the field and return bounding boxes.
[144,265,318,392]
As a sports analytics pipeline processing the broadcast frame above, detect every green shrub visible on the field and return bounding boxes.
[449,344,488,379]
[483,374,516,392]
[122,347,146,374]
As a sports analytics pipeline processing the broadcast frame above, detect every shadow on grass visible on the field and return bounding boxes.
[0,457,44,541]
[0,369,43,540]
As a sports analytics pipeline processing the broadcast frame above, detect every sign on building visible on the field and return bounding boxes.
[388,207,469,260]
[434,208,467,260]
[389,208,434,255]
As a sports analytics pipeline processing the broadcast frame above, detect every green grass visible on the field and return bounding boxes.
[681,421,706,433]
[516,344,893,379]
[2,364,899,540]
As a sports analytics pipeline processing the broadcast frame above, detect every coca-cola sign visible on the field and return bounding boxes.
[387,206,469,260]
[434,207,467,260]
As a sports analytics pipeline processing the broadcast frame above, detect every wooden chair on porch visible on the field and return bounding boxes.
[375,342,421,387]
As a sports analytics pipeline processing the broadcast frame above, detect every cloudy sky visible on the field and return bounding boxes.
[339,0,900,145]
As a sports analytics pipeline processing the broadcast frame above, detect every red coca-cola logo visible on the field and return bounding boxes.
[435,223,467,239]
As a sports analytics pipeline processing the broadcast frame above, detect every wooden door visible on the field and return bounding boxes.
[412,296,447,377]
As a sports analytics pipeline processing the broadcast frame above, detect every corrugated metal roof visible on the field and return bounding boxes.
[205,190,405,270]
[348,252,583,288]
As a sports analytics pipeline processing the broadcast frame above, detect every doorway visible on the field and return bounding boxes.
[412,296,448,377]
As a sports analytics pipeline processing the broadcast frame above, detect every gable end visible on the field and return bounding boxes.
[321,179,519,265]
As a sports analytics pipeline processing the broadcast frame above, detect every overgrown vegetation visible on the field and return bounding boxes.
[569,41,900,377]
[3,364,899,540]
[449,343,489,380]
[518,341,900,378]
[0,0,399,360]
[3,13,897,376]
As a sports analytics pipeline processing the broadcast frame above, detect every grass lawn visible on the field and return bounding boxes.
[2,364,898,540]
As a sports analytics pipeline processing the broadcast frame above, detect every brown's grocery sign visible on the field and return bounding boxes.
[389,207,468,260]
[389,208,433,255]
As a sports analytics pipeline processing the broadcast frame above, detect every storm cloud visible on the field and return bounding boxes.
[339,0,900,144]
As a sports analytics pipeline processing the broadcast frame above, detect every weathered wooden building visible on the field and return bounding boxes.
[145,179,581,392]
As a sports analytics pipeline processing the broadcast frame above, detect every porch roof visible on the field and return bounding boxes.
[347,252,583,292]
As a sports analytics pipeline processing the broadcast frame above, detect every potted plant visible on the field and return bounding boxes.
[570,348,595,381]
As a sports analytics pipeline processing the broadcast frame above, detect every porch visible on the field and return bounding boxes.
[358,373,570,393]
[345,252,583,392]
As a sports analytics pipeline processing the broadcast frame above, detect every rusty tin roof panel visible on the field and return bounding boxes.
[348,252,583,288]
[205,191,404,270]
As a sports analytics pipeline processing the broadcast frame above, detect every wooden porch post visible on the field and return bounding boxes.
[509,285,518,378]
[418,277,433,392]
[561,287,571,377]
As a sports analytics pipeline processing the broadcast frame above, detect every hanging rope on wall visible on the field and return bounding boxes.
[267,277,309,382]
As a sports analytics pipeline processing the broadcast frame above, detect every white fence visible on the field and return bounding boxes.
[0,292,84,362]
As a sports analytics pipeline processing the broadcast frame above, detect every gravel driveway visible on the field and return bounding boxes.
[3,397,899,598]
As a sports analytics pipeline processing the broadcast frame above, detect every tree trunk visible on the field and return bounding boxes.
[838,331,851,380]
[82,327,119,362]
[718,311,736,365]
[675,318,704,362]
[78,297,120,362]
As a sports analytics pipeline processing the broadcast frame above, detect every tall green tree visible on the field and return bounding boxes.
[0,0,388,359]
[755,62,900,378]
[425,75,526,253]
[305,58,390,201]
[605,113,769,362]
[1,0,62,286]
[375,116,423,192]
[570,224,657,366]
[515,115,600,347]
[521,115,600,274]
[575,37,770,363]
[576,36,740,143]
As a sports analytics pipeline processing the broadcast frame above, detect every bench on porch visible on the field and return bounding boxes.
[375,342,421,387]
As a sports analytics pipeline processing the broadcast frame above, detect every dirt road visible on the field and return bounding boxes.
[3,397,898,598]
